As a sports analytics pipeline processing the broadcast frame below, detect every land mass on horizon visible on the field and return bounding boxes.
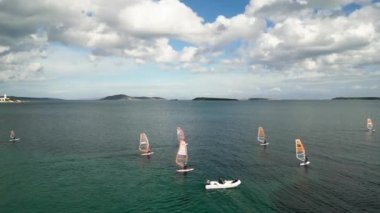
[332,97,380,100]
[100,94,165,101]
[192,97,238,101]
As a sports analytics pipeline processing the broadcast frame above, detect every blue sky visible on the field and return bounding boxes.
[0,0,379,99]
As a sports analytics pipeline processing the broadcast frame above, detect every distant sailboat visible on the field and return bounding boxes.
[257,127,268,145]
[139,133,153,156]
[367,118,375,132]
[295,138,310,166]
[9,130,20,142]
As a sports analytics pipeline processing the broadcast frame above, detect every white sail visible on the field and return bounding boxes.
[177,127,185,141]
[367,118,374,131]
[10,130,15,139]
[176,140,188,168]
[139,133,150,153]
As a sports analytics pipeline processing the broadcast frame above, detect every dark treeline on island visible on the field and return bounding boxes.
[9,96,63,101]
[100,94,165,101]
[332,97,380,100]
[248,98,268,101]
[192,97,238,101]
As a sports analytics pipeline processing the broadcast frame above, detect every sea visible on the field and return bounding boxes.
[0,100,379,212]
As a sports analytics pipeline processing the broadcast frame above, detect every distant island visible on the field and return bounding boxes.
[0,94,62,103]
[192,97,238,101]
[100,94,165,101]
[332,97,380,100]
[9,96,63,101]
[248,98,269,101]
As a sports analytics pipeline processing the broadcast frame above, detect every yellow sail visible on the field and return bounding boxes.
[295,138,306,162]
[367,118,374,131]
[257,127,265,143]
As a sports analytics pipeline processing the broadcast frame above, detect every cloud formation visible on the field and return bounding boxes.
[0,0,379,98]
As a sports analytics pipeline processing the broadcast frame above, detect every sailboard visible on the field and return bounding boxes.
[9,130,20,142]
[177,127,185,142]
[139,133,153,156]
[367,118,375,132]
[176,139,193,172]
[257,127,268,145]
[295,138,310,166]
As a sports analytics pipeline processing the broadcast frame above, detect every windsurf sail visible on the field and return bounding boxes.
[139,133,150,153]
[176,140,188,168]
[367,118,374,131]
[10,130,15,139]
[257,127,265,143]
[295,138,306,162]
[177,127,185,141]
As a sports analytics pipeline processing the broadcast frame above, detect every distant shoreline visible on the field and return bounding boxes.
[332,97,380,100]
[192,97,238,101]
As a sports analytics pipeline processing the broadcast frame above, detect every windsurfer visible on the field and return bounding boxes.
[10,130,16,139]
[304,156,309,163]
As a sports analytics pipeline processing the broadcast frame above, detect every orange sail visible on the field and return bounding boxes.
[257,127,265,143]
[295,138,306,162]
[367,118,374,131]
[175,140,188,168]
[177,127,185,141]
[139,133,150,153]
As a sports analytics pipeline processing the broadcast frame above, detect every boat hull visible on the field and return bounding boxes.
[205,179,241,190]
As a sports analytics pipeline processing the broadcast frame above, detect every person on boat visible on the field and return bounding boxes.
[218,178,224,184]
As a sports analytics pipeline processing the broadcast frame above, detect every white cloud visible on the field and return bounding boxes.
[0,0,379,98]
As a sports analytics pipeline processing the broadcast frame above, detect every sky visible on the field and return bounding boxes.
[0,0,380,100]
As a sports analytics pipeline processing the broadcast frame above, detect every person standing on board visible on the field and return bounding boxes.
[304,155,309,163]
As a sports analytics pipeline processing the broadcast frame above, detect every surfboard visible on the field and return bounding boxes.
[9,138,20,142]
[141,152,154,156]
[300,161,310,166]
[176,168,194,173]
[260,143,269,146]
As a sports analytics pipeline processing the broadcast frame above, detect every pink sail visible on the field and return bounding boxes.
[176,140,188,168]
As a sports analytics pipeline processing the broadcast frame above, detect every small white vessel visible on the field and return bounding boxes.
[295,138,310,166]
[205,178,241,190]
[139,133,153,156]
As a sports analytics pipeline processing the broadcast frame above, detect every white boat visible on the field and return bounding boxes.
[367,118,375,131]
[295,138,310,166]
[205,178,241,190]
[139,133,153,156]
[175,129,193,173]
[257,127,268,145]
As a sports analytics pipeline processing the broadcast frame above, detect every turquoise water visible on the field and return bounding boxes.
[0,100,379,212]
